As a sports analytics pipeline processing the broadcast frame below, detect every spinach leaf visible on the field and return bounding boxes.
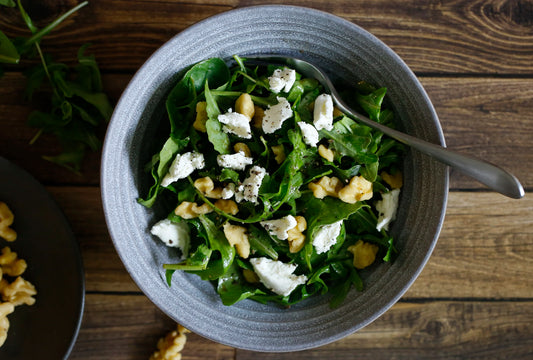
[166,58,229,138]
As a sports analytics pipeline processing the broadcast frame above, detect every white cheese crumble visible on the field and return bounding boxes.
[260,215,298,240]
[217,151,253,171]
[375,189,401,232]
[161,152,205,187]
[150,218,190,258]
[297,121,319,147]
[268,67,296,93]
[221,183,235,200]
[235,166,267,204]
[262,97,293,134]
[250,257,307,297]
[313,93,334,131]
[312,220,343,254]
[218,110,252,139]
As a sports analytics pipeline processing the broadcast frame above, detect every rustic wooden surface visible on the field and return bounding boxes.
[1,0,532,359]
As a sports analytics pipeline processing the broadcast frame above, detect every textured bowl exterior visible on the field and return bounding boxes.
[101,5,448,352]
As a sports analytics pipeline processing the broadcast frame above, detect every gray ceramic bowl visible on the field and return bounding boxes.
[101,5,448,352]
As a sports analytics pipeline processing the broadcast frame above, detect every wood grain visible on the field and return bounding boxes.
[70,293,235,360]
[0,0,532,73]
[235,300,533,359]
[421,77,533,190]
[1,2,532,358]
[1,73,531,188]
[70,293,533,360]
[405,191,533,299]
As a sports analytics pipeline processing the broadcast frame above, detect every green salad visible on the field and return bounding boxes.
[139,55,404,308]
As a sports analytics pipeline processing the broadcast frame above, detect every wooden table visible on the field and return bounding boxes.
[1,1,532,359]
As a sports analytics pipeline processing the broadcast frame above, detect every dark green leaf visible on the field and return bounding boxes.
[205,82,231,154]
[0,31,19,64]
[21,1,89,48]
[217,262,265,305]
[198,215,235,275]
[164,244,212,272]
[356,87,387,122]
[138,137,189,207]
[247,224,278,260]
[166,58,230,138]
[76,43,103,92]
[321,116,378,165]
[0,0,16,7]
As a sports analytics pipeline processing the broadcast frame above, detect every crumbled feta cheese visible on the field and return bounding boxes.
[312,220,343,254]
[250,257,307,297]
[260,215,298,240]
[221,183,235,200]
[150,218,190,258]
[161,152,205,187]
[217,151,253,170]
[268,67,296,93]
[297,121,319,147]
[375,189,400,232]
[262,97,293,134]
[313,94,334,131]
[218,110,252,139]
[235,166,267,204]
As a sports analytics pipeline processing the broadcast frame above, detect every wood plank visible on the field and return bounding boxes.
[47,186,140,292]
[70,293,533,359]
[421,77,533,190]
[1,73,531,188]
[405,191,533,298]
[235,300,533,359]
[0,0,532,73]
[70,293,235,360]
[46,187,533,298]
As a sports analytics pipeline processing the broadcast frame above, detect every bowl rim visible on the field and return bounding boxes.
[101,4,449,352]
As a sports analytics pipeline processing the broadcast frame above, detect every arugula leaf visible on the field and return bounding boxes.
[321,116,378,165]
[300,195,366,270]
[261,129,314,209]
[198,215,235,276]
[205,82,231,154]
[0,1,112,172]
[247,224,278,260]
[216,262,265,305]
[0,0,15,7]
[356,87,387,122]
[164,244,212,273]
[0,30,19,64]
[19,1,89,51]
[138,137,189,207]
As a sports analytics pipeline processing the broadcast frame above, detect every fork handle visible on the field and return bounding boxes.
[337,100,524,199]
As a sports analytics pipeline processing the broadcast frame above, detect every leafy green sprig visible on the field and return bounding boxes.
[0,1,112,173]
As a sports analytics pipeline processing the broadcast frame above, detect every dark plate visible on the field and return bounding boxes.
[0,157,85,359]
